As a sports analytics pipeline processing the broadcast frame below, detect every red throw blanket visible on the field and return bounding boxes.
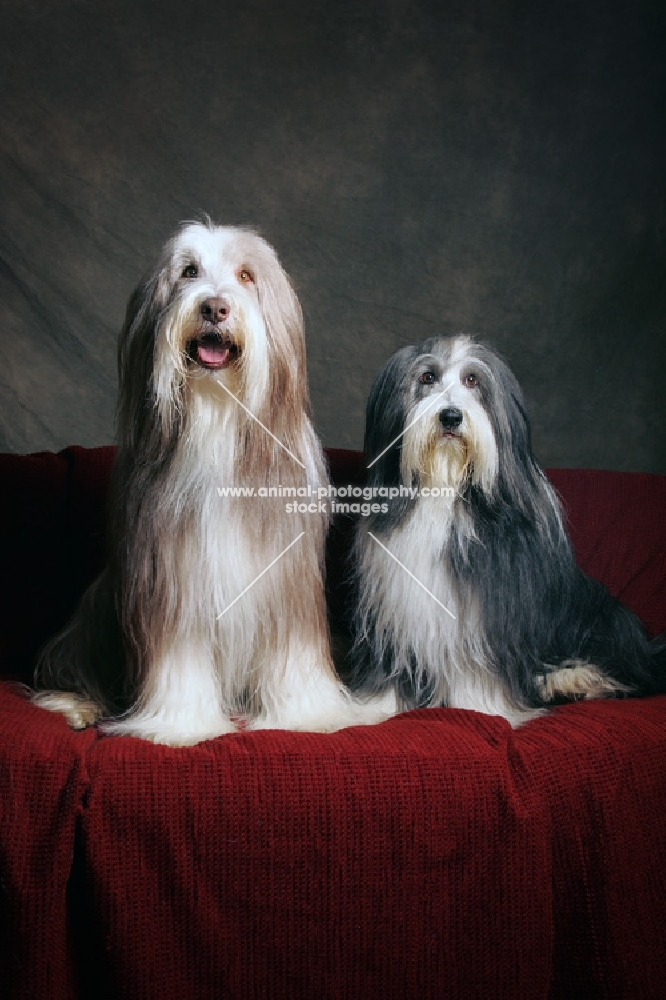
[1,447,665,999]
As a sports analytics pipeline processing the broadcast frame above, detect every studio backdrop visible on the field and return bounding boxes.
[1,0,664,472]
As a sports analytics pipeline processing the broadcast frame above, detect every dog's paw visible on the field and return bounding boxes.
[98,714,239,746]
[536,661,631,702]
[31,690,105,729]
[247,688,400,734]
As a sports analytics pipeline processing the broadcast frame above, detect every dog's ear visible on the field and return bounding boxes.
[364,348,416,488]
[116,266,173,455]
[252,248,309,422]
[463,342,563,530]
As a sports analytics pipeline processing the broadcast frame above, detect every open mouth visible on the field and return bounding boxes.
[186,330,241,370]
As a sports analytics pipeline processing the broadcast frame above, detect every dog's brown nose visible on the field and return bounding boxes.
[200,297,230,323]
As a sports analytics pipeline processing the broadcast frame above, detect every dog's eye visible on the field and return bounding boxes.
[237,269,254,284]
[419,371,436,385]
[464,373,479,388]
[182,264,198,279]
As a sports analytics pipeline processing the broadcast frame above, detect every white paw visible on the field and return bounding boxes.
[247,712,346,733]
[98,713,238,746]
[247,687,400,734]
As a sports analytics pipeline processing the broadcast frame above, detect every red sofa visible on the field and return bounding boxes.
[1,446,666,1000]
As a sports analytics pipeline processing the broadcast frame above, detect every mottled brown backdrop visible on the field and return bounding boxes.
[1,0,665,471]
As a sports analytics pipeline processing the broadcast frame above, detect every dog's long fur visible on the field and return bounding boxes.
[348,335,666,726]
[33,220,390,744]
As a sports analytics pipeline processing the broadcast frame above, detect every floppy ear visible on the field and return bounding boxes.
[467,343,563,530]
[252,247,309,426]
[116,265,173,456]
[473,347,533,469]
[364,347,416,488]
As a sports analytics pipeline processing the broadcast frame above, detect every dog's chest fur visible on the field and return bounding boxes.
[360,498,465,701]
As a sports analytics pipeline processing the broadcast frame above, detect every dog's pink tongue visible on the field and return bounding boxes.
[197,341,231,368]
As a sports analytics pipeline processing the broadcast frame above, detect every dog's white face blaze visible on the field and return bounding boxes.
[153,225,272,440]
[400,337,498,497]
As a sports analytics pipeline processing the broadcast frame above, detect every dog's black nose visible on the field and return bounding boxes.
[439,407,463,429]
[200,298,230,323]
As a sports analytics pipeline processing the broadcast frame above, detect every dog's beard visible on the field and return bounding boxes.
[401,410,471,494]
[153,284,270,439]
[400,404,498,497]
[403,428,469,492]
